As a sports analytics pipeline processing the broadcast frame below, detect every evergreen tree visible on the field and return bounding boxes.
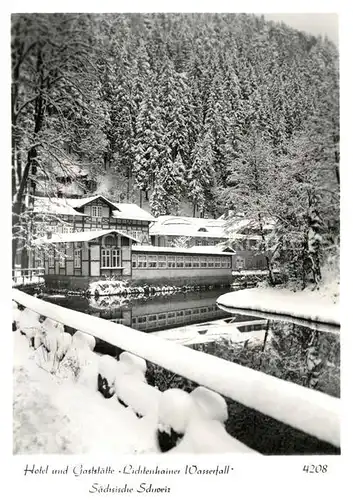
[187,129,215,217]
[150,153,187,216]
[132,83,164,200]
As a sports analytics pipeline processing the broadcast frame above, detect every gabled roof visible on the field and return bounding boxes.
[34,229,139,244]
[32,196,155,222]
[66,195,120,211]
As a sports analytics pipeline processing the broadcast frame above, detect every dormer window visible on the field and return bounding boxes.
[91,205,102,217]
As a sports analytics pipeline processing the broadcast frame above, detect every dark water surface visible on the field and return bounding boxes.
[43,288,340,455]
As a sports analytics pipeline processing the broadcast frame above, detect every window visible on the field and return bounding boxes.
[48,249,54,268]
[131,231,140,241]
[111,249,120,268]
[207,257,215,268]
[236,256,245,269]
[35,251,44,268]
[192,256,200,268]
[215,257,221,268]
[101,248,109,268]
[91,205,102,217]
[185,256,192,268]
[167,255,176,268]
[58,245,65,268]
[138,255,147,268]
[200,256,207,268]
[148,255,157,268]
[158,255,167,268]
[221,257,229,268]
[74,248,81,268]
[101,248,121,268]
[132,254,137,268]
[176,256,184,268]
[63,226,73,234]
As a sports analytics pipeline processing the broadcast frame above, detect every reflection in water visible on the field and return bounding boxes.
[43,289,232,331]
[191,320,340,399]
[43,289,340,455]
[44,289,340,398]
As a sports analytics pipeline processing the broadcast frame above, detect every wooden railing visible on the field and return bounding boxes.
[12,289,340,452]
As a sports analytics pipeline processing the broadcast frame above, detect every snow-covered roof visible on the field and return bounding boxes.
[66,195,120,210]
[150,216,227,238]
[112,204,155,222]
[33,196,155,222]
[32,197,87,216]
[34,229,139,244]
[132,245,234,255]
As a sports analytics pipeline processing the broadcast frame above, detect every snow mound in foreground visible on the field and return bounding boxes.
[190,386,228,423]
[13,329,158,454]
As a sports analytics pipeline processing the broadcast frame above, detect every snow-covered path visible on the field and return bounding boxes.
[217,288,340,327]
[13,331,159,454]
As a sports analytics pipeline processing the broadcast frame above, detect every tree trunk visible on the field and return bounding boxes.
[12,201,22,268]
[301,228,308,290]
[257,213,275,286]
[259,320,271,369]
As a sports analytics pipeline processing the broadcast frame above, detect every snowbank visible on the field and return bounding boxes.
[88,280,129,296]
[12,276,44,287]
[217,288,340,327]
[13,329,158,454]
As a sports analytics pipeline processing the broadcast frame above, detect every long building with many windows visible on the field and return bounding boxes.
[30,195,269,290]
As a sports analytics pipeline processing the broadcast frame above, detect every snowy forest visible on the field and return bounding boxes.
[11,13,339,288]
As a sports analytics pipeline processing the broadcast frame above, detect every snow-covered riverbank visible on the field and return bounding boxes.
[217,287,340,328]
